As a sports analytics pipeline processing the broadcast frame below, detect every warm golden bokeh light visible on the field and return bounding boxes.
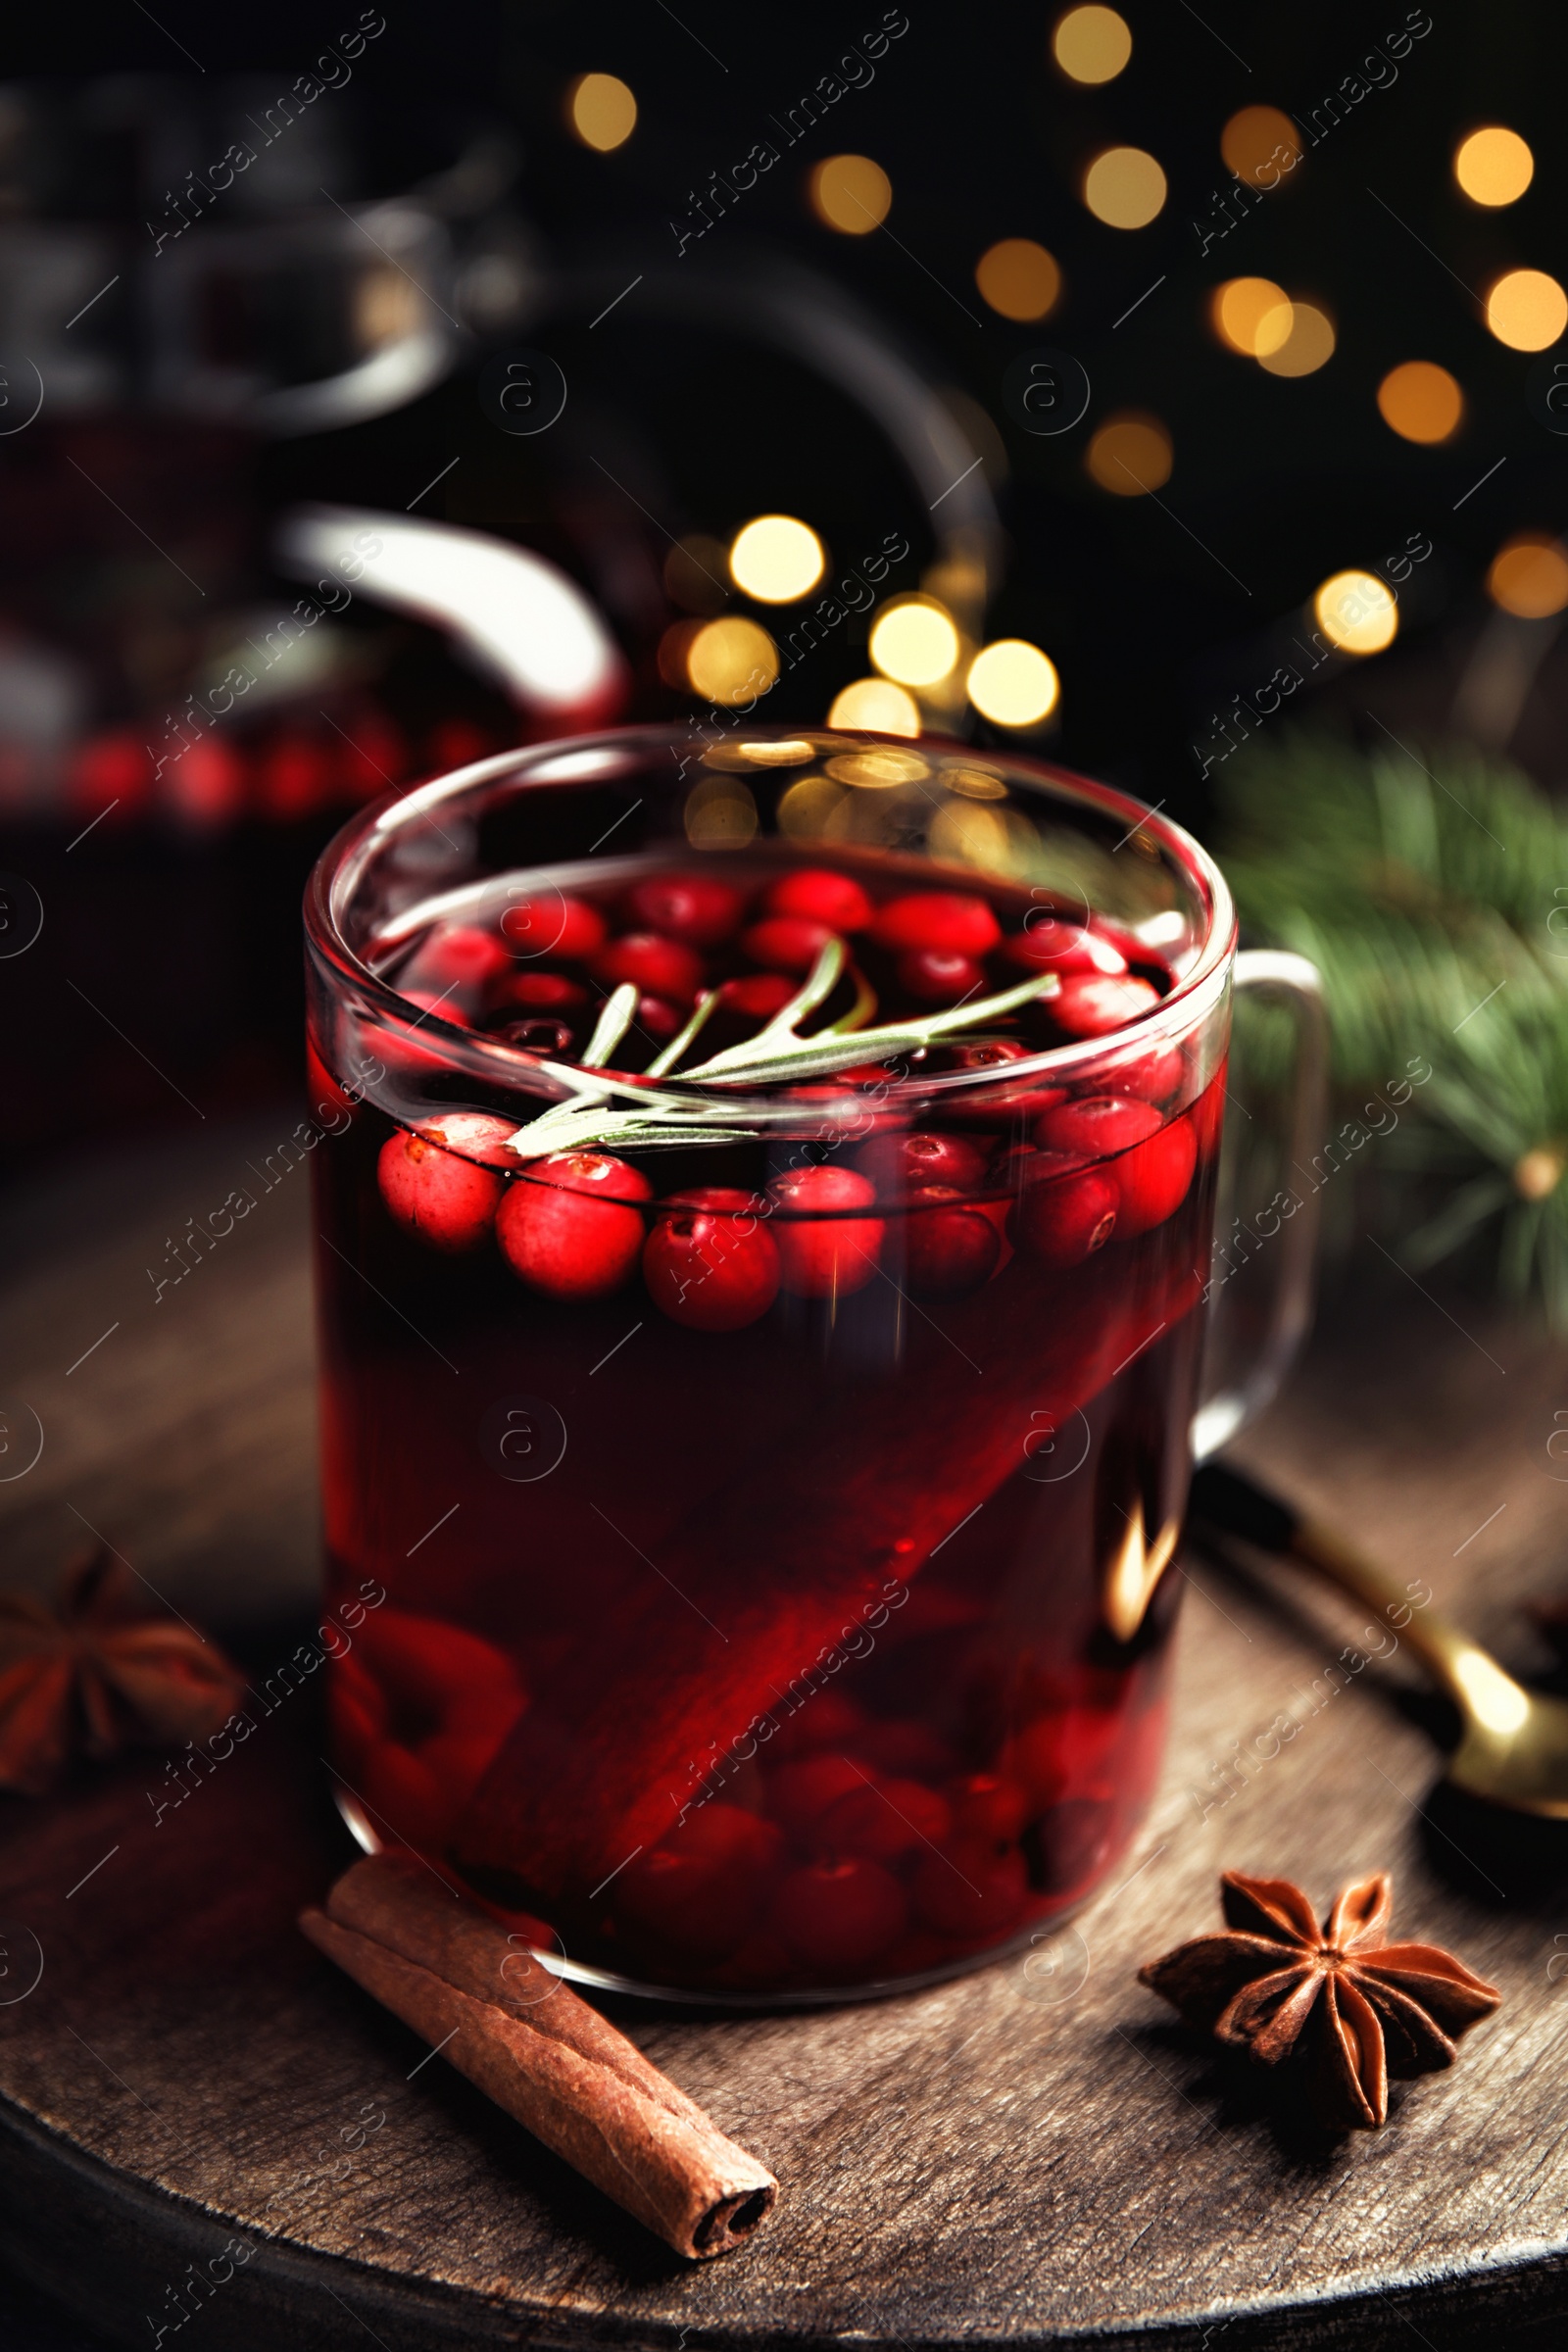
[686,616,779,706]
[1083,147,1167,229]
[1488,534,1568,618]
[1314,570,1398,656]
[1052,5,1131,83]
[1211,276,1294,357]
[1256,303,1336,376]
[868,598,961,688]
[566,73,637,152]
[728,514,825,604]
[1454,126,1535,207]
[1220,106,1303,187]
[808,154,892,233]
[1085,413,1173,495]
[967,640,1060,728]
[684,773,760,847]
[825,678,922,735]
[1376,361,1464,444]
[1486,269,1568,351]
[975,238,1061,321]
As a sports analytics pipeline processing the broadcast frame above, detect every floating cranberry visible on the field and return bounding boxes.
[768,1165,885,1298]
[635,995,684,1042]
[767,1752,868,1837]
[741,915,836,975]
[856,1131,988,1196]
[1051,974,1160,1038]
[1035,1096,1159,1159]
[592,932,705,1004]
[903,1187,1001,1296]
[643,1198,782,1332]
[777,1856,906,1972]
[1114,1115,1197,1235]
[816,1775,952,1862]
[494,971,588,1011]
[1010,1156,1119,1267]
[912,1839,1028,1937]
[496,1151,652,1298]
[870,892,1001,957]
[718,972,797,1021]
[761,868,874,932]
[622,873,744,946]
[501,893,606,961]
[897,947,985,1004]
[614,1804,781,1956]
[376,1116,512,1251]
[934,1039,1031,1074]
[1003,919,1128,977]
[1113,1045,1186,1105]
[403,924,511,996]
[948,1772,1031,1844]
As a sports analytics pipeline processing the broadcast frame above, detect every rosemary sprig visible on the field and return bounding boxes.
[504,941,1059,1161]
[580,983,639,1068]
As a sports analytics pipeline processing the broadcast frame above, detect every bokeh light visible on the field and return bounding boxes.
[1211,277,1294,358]
[566,74,637,152]
[1488,535,1568,618]
[1082,147,1167,229]
[1454,126,1534,207]
[1256,303,1336,376]
[1314,570,1398,656]
[686,617,779,706]
[728,515,825,604]
[1085,414,1172,495]
[1486,269,1568,351]
[826,678,922,735]
[1052,6,1131,83]
[1220,107,1303,188]
[868,598,961,688]
[966,640,1061,727]
[1376,361,1463,444]
[975,238,1061,321]
[808,154,892,233]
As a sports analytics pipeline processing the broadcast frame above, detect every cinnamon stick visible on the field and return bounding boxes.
[299,1854,777,2258]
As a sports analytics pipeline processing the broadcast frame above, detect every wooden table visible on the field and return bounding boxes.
[3,1112,1568,2350]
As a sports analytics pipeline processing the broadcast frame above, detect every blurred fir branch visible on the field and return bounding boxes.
[1214,731,1568,1325]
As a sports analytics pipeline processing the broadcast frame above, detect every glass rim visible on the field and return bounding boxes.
[304,721,1238,1119]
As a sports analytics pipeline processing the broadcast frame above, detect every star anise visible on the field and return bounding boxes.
[1138,1872,1500,2132]
[0,1547,247,1796]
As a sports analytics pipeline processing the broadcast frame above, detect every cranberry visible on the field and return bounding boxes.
[762,868,874,932]
[767,1689,866,1762]
[622,873,744,946]
[896,948,985,1004]
[903,1187,1001,1296]
[1114,1114,1197,1235]
[643,1200,782,1331]
[856,1131,988,1196]
[1010,1156,1119,1266]
[591,932,704,1004]
[948,1772,1030,1843]
[614,1804,781,1956]
[1005,1705,1123,1807]
[403,924,511,996]
[494,1016,577,1056]
[635,995,684,1042]
[870,891,1001,957]
[494,971,588,1011]
[815,1775,952,1862]
[376,1116,512,1251]
[501,893,606,961]
[767,1753,868,1836]
[1035,1096,1161,1158]
[1004,919,1128,977]
[768,1165,885,1298]
[1113,1045,1186,1104]
[496,1151,652,1298]
[1051,974,1160,1038]
[777,1856,906,1971]
[912,1839,1028,1937]
[740,915,836,974]
[931,1039,1030,1074]
[718,972,797,1021]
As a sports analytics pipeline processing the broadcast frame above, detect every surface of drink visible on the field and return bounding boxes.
[313,844,1222,2000]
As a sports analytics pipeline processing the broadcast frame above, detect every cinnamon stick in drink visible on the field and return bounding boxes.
[457,1250,1202,1901]
[299,1855,777,2258]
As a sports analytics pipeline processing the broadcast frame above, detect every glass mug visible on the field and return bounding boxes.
[304,724,1324,2005]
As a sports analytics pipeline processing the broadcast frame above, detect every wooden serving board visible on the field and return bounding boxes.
[3,1114,1568,2350]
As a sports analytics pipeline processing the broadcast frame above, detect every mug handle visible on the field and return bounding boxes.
[1191,948,1330,1463]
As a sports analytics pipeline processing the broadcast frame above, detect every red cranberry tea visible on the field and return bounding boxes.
[309,737,1229,2001]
